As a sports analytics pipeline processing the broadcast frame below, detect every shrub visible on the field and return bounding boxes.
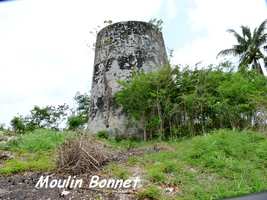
[96,130,109,139]
[67,115,87,130]
[10,116,25,134]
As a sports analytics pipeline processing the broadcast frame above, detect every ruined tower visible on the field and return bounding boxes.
[88,21,168,136]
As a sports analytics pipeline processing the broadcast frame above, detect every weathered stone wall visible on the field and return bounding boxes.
[88,21,168,136]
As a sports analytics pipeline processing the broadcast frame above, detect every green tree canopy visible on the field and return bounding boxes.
[217,19,267,74]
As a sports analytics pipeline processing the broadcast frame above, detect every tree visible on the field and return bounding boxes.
[0,123,5,131]
[217,19,267,74]
[116,64,267,140]
[73,92,90,121]
[25,104,69,131]
[67,115,86,130]
[10,116,25,134]
[67,92,90,130]
[116,66,175,140]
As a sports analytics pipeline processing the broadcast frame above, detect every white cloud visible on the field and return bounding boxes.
[0,0,162,125]
[166,0,178,20]
[173,0,267,66]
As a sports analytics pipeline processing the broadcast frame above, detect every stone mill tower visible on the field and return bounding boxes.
[88,21,168,136]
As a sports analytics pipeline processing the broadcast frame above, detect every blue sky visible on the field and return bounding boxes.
[158,0,198,52]
[0,0,266,126]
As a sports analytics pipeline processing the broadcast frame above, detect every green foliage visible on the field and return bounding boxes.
[116,65,267,139]
[10,116,26,134]
[67,114,87,130]
[96,130,109,139]
[10,104,69,133]
[74,92,90,120]
[217,19,267,74]
[67,92,90,130]
[116,66,175,140]
[137,185,162,200]
[26,104,69,130]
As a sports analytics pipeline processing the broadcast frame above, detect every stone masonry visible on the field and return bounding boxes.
[88,21,168,136]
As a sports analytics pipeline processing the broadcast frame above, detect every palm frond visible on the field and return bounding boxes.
[257,33,267,47]
[241,26,252,40]
[217,48,238,58]
[227,29,246,44]
[256,19,267,37]
[232,44,247,54]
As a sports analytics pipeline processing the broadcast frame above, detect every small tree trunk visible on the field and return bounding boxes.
[156,89,164,139]
[142,113,147,141]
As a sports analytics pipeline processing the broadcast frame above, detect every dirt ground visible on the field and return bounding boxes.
[0,172,138,200]
[0,147,160,200]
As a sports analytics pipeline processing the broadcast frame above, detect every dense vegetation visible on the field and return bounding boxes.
[116,64,267,140]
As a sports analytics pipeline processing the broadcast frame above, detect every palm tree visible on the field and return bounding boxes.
[217,19,267,74]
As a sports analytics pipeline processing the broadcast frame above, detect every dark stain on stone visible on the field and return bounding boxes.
[118,56,132,70]
[96,21,159,49]
[105,58,114,72]
[96,97,104,111]
[135,50,145,69]
[93,63,101,83]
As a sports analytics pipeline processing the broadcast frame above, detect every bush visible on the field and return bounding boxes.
[96,130,109,139]
[67,115,87,130]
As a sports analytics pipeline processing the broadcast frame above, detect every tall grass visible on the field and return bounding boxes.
[0,129,74,175]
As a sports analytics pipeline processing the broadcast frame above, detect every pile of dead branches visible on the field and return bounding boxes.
[56,136,111,174]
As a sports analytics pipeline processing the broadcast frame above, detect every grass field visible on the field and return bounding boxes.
[105,129,267,200]
[0,129,74,174]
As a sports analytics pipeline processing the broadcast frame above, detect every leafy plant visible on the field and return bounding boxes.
[96,130,109,139]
